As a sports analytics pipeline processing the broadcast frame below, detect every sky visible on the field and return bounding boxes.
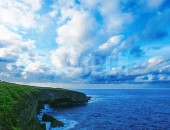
[0,0,170,85]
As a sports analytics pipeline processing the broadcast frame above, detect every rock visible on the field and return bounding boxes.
[42,113,55,122]
[51,119,64,127]
[38,88,89,103]
[42,113,64,128]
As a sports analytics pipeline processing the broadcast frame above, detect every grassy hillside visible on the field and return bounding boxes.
[0,81,41,130]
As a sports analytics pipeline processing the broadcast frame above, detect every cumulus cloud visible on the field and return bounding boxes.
[0,0,41,29]
[0,0,50,82]
[0,0,170,84]
[129,56,170,82]
[50,0,134,78]
[51,9,96,69]
[80,0,133,33]
[0,25,35,62]
[48,0,170,83]
[87,56,170,83]
[98,35,124,55]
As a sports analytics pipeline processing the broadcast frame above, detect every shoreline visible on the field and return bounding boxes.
[0,81,90,130]
[37,104,79,130]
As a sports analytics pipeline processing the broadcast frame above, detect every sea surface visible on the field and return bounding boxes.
[38,89,170,130]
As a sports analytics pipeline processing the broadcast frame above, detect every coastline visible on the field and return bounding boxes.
[0,81,90,130]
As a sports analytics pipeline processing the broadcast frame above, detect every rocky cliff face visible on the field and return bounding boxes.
[38,88,89,109]
[14,90,43,130]
[17,88,89,130]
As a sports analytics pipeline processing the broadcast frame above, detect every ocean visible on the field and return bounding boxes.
[38,89,170,130]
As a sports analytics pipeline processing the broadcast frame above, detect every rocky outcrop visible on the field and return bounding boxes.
[14,92,43,130]
[19,88,89,130]
[36,88,90,129]
[42,113,64,127]
[37,88,90,110]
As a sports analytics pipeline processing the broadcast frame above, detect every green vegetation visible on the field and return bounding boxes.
[0,81,41,130]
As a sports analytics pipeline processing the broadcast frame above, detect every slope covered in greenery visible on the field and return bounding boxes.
[0,81,41,130]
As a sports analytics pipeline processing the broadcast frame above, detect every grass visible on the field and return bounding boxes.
[0,81,40,130]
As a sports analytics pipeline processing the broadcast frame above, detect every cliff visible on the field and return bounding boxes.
[0,81,89,130]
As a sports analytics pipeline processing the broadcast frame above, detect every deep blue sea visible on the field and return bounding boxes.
[38,89,170,130]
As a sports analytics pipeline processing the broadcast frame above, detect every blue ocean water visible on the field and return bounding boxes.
[39,89,170,130]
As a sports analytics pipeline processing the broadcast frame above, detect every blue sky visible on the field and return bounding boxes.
[0,0,170,85]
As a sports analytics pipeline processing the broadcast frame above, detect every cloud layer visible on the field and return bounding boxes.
[0,0,170,84]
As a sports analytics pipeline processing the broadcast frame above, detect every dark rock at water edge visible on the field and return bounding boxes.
[42,113,56,122]
[42,113,64,127]
[51,119,64,127]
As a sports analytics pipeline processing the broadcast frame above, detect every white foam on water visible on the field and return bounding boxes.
[45,122,51,130]
[41,104,53,113]
[88,95,102,103]
[37,104,53,122]
[37,104,78,130]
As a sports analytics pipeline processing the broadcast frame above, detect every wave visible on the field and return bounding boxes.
[37,104,78,130]
[88,95,102,103]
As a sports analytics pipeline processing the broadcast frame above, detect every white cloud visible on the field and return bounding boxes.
[81,0,133,34]
[98,35,123,55]
[50,0,134,78]
[52,9,97,69]
[148,56,164,66]
[0,25,36,61]
[135,74,170,82]
[0,0,169,84]
[126,56,170,77]
[22,0,42,11]
[0,0,41,29]
[0,25,22,43]
[24,61,45,73]
[127,56,164,76]
[0,0,46,82]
